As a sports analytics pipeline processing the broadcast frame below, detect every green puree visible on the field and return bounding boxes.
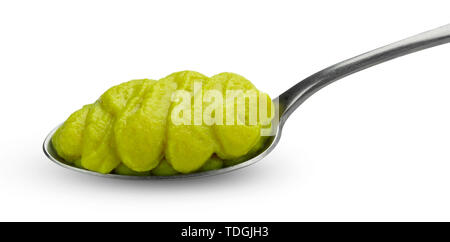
[52,71,273,176]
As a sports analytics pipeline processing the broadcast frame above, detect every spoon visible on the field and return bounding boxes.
[43,24,450,179]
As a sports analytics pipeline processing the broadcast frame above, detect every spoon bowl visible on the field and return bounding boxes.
[43,24,450,179]
[43,120,282,179]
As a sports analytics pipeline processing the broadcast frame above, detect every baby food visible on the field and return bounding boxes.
[52,71,273,175]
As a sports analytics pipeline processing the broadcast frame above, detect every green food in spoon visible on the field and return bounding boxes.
[52,71,273,176]
[151,160,179,176]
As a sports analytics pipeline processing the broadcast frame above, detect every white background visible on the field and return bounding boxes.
[1,0,450,221]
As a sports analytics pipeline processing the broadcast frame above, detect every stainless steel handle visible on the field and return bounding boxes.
[277,24,450,124]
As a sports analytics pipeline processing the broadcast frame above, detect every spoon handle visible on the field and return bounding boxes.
[277,24,450,123]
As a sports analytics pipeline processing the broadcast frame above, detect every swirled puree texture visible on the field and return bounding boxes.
[52,71,273,175]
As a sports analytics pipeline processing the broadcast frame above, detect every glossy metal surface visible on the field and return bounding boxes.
[43,24,450,179]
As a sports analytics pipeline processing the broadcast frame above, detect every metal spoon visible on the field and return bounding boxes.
[43,24,450,179]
